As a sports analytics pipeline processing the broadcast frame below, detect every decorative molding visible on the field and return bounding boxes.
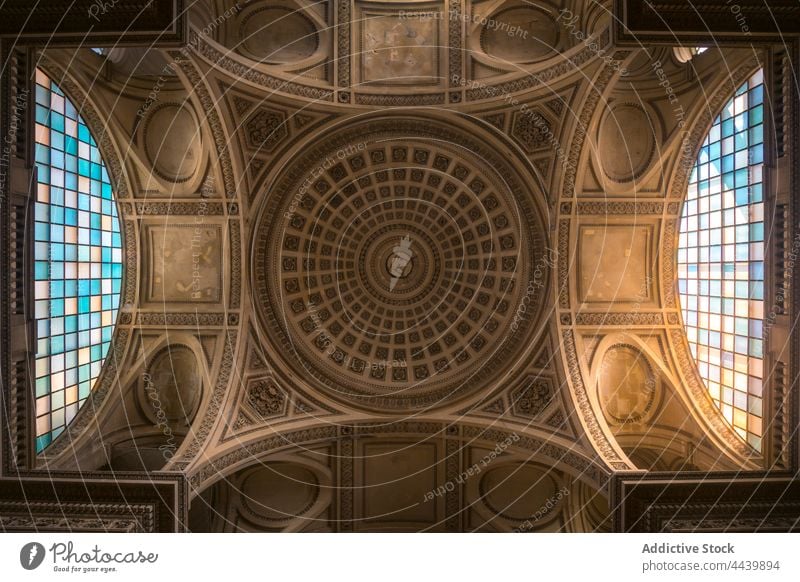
[354,93,445,106]
[192,33,334,102]
[0,474,186,533]
[232,413,253,431]
[0,515,142,532]
[662,218,677,308]
[135,202,224,215]
[243,107,288,152]
[510,377,554,419]
[558,219,570,308]
[575,312,664,326]
[445,437,460,531]
[448,0,463,85]
[171,329,237,471]
[562,48,632,198]
[123,220,137,306]
[482,113,506,132]
[244,378,289,420]
[229,220,242,309]
[169,50,237,199]
[0,501,151,532]
[190,422,610,490]
[481,398,506,415]
[561,329,627,466]
[337,0,351,89]
[615,0,800,44]
[136,313,226,326]
[461,426,609,486]
[0,0,185,44]
[339,437,354,532]
[511,109,554,153]
[614,473,800,532]
[466,28,613,101]
[577,201,664,215]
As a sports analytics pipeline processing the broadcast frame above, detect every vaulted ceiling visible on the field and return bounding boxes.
[26,0,793,532]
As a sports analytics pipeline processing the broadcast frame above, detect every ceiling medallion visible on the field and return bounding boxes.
[253,116,549,411]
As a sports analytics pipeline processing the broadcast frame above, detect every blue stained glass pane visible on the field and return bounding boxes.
[65,316,77,333]
[51,281,64,298]
[51,299,64,317]
[750,281,764,300]
[35,144,50,165]
[749,144,763,165]
[750,103,763,124]
[51,336,64,354]
[722,118,734,136]
[32,69,122,454]
[51,243,64,261]
[78,124,90,143]
[35,84,51,106]
[65,136,78,155]
[35,435,52,451]
[51,132,65,152]
[750,125,763,145]
[50,112,65,133]
[35,222,49,241]
[677,69,765,452]
[36,106,49,125]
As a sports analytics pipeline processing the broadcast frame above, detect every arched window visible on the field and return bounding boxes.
[678,69,765,452]
[33,69,123,453]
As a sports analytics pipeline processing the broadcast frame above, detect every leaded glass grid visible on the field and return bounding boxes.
[33,69,123,453]
[678,69,765,452]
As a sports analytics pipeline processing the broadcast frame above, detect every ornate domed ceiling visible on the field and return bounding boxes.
[18,0,796,535]
[252,116,549,410]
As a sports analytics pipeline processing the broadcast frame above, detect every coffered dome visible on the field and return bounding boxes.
[252,115,549,411]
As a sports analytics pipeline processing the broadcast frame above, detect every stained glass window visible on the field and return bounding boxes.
[33,69,123,453]
[678,69,765,452]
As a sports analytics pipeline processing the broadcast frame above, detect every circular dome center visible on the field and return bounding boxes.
[253,118,548,410]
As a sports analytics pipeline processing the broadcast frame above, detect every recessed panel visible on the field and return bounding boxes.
[480,463,559,521]
[578,225,653,304]
[143,104,202,183]
[240,7,319,64]
[597,345,657,426]
[481,7,558,63]
[362,442,438,526]
[146,345,202,424]
[360,9,440,85]
[241,463,320,521]
[145,224,222,303]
